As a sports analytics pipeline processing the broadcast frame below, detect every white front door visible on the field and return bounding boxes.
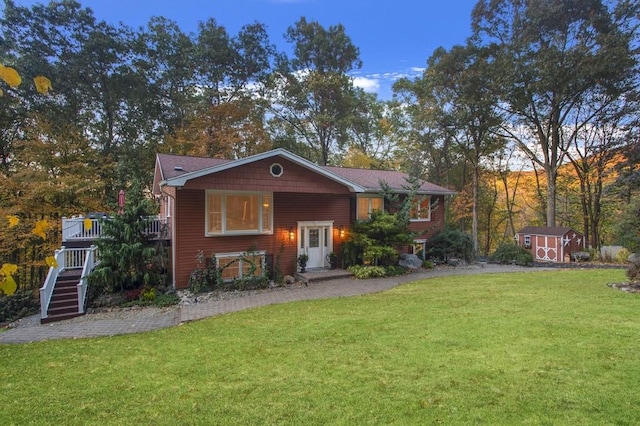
[298,221,334,270]
[306,227,323,269]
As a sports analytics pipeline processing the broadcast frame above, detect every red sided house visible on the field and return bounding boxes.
[516,226,585,263]
[153,148,455,289]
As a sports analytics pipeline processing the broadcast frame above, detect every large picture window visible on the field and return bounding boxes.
[206,191,272,235]
[357,196,384,220]
[410,196,431,221]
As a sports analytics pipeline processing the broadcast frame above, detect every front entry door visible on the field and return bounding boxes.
[298,221,334,270]
[306,227,323,269]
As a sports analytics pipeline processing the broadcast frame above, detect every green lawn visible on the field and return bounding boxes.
[2,269,639,425]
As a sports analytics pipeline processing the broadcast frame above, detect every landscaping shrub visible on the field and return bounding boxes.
[423,259,435,269]
[426,229,474,263]
[88,190,167,297]
[615,248,630,264]
[626,262,639,282]
[188,251,220,293]
[0,288,39,323]
[489,243,533,266]
[348,265,387,279]
[188,250,269,293]
[348,211,414,267]
[347,265,409,279]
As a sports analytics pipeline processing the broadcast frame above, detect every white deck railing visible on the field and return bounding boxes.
[61,216,168,242]
[39,246,99,319]
[77,246,98,314]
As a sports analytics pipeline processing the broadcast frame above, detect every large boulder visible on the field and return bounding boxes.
[628,253,640,265]
[399,253,423,269]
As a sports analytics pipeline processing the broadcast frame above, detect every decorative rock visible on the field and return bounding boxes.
[628,253,640,265]
[399,253,423,269]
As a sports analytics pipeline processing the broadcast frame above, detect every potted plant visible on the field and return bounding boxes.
[297,253,309,272]
[327,252,338,269]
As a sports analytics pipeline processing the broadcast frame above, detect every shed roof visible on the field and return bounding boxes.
[517,226,582,237]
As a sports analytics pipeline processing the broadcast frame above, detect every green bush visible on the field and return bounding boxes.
[426,229,474,263]
[88,191,167,296]
[188,252,220,293]
[423,259,435,269]
[615,248,630,264]
[346,211,414,267]
[347,265,409,279]
[152,293,180,307]
[384,265,410,277]
[0,288,39,323]
[489,243,533,266]
[348,265,387,279]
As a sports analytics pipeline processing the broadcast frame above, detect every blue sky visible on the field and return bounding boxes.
[14,0,479,99]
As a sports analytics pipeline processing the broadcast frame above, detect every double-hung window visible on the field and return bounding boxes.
[410,196,431,221]
[357,196,384,220]
[206,191,273,235]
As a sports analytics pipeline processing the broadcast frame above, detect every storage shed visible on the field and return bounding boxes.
[516,226,585,263]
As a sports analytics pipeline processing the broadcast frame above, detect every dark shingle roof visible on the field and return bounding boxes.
[156,153,231,180]
[323,166,454,195]
[517,226,581,237]
[155,151,454,195]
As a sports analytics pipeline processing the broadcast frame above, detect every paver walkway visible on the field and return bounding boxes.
[0,264,541,344]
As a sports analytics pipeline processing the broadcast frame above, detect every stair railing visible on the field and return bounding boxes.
[40,246,99,320]
[77,246,98,314]
[40,246,67,319]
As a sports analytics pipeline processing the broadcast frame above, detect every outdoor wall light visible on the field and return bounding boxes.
[339,225,345,238]
[289,227,295,241]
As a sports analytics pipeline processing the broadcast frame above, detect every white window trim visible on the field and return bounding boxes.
[356,195,384,220]
[270,162,283,177]
[205,190,273,236]
[410,196,432,222]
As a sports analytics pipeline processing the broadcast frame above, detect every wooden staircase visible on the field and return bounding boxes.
[40,270,85,324]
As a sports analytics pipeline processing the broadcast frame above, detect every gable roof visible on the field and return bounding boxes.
[155,148,454,195]
[517,226,582,237]
[324,166,454,195]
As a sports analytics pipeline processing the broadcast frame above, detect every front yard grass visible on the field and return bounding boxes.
[1,269,639,425]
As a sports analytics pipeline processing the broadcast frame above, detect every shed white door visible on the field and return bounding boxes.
[536,235,559,262]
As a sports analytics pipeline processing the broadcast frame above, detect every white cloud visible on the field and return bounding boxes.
[352,76,380,93]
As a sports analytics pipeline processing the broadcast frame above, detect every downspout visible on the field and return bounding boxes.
[159,182,177,289]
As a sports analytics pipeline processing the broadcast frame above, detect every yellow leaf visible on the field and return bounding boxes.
[34,75,52,94]
[0,275,17,296]
[0,65,22,88]
[45,256,58,268]
[83,218,92,231]
[0,88,3,96]
[7,214,19,228]
[31,219,49,240]
[1,263,18,276]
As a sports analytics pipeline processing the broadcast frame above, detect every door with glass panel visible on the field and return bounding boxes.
[304,227,323,269]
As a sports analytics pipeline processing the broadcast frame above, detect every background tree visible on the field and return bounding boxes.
[472,0,639,227]
[405,43,504,255]
[342,91,400,169]
[267,17,362,165]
